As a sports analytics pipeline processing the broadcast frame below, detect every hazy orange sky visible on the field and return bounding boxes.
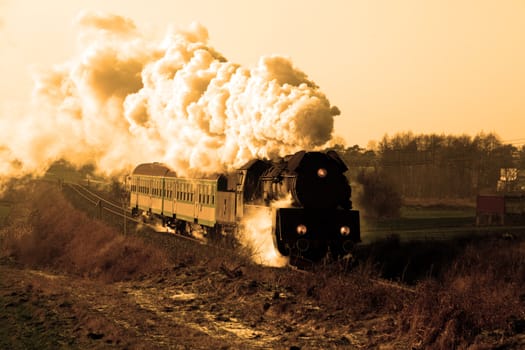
[1,0,524,148]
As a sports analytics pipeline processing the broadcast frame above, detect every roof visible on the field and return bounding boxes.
[238,158,270,170]
[132,163,177,177]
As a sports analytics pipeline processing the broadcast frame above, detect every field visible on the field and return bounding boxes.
[1,181,525,349]
[360,202,525,245]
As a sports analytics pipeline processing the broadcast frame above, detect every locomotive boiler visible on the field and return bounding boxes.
[128,150,360,262]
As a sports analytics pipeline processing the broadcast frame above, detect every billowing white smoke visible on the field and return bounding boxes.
[238,195,294,267]
[0,11,340,179]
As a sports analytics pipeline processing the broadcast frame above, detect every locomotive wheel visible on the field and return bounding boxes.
[296,242,328,262]
[328,241,351,260]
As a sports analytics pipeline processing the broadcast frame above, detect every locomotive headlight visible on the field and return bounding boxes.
[317,168,327,178]
[296,224,307,235]
[340,225,351,236]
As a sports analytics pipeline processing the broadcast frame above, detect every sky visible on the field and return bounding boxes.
[1,0,525,149]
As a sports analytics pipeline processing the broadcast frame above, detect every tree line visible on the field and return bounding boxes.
[331,132,525,216]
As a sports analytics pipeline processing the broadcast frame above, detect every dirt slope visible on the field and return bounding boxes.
[0,261,405,350]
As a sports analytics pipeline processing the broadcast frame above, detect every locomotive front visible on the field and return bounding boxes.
[261,151,361,261]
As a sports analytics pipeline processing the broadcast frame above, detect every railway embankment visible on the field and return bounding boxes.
[1,181,525,349]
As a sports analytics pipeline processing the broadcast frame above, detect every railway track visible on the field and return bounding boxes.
[63,181,417,293]
[64,182,206,246]
[66,183,130,219]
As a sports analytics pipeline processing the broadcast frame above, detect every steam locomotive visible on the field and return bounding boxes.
[128,150,360,261]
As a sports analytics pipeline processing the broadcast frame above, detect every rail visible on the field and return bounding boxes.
[62,180,418,294]
[64,182,211,246]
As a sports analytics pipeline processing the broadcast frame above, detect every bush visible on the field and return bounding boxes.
[398,239,525,349]
[1,182,172,282]
[354,169,402,218]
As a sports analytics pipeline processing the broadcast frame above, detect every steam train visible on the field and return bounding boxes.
[128,150,360,261]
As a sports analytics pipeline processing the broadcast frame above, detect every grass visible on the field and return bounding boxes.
[397,239,525,349]
[1,182,172,282]
[0,293,77,350]
[1,181,524,349]
[363,205,476,233]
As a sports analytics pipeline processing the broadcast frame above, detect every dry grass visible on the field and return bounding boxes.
[398,239,525,349]
[1,182,172,282]
[2,181,524,349]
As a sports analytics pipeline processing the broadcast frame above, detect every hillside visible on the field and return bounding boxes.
[1,181,524,349]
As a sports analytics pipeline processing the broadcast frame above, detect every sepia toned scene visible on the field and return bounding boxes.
[1,1,525,349]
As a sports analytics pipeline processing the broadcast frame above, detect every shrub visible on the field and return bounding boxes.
[398,239,525,349]
[354,169,402,218]
[1,182,172,282]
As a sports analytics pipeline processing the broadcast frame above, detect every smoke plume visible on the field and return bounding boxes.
[0,11,340,178]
